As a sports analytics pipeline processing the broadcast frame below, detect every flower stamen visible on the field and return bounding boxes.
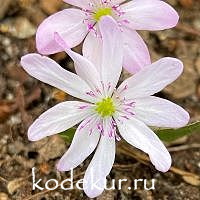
[95,97,115,117]
[93,7,113,21]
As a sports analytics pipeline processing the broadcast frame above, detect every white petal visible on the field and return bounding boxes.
[122,27,151,73]
[82,31,103,72]
[115,116,171,172]
[36,9,88,55]
[102,117,116,137]
[118,57,183,99]
[119,0,179,30]
[83,27,151,75]
[83,136,115,198]
[134,96,190,128]
[99,16,123,95]
[21,53,96,103]
[54,32,101,91]
[28,101,93,141]
[57,116,100,171]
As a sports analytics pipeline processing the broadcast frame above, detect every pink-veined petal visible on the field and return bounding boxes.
[57,115,100,171]
[83,26,151,75]
[118,57,183,99]
[120,0,179,30]
[83,31,103,72]
[134,96,190,128]
[102,117,116,137]
[99,16,123,95]
[83,136,115,198]
[21,53,96,103]
[36,9,87,55]
[122,27,151,73]
[54,32,101,91]
[63,0,92,9]
[28,101,93,141]
[115,116,171,172]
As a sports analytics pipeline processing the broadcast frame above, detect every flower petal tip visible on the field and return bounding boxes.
[161,57,184,76]
[36,28,54,55]
[56,162,65,172]
[180,110,190,128]
[27,123,43,142]
[27,132,39,142]
[168,7,179,28]
[152,151,172,173]
[84,187,104,199]
[56,161,72,172]
[154,156,172,173]
[20,54,30,67]
[161,3,179,29]
[20,53,41,66]
[156,165,171,173]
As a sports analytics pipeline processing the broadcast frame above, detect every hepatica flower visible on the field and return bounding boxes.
[36,0,179,73]
[21,17,189,198]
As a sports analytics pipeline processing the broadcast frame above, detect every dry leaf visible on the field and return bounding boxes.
[171,167,200,186]
[0,192,9,200]
[40,0,64,15]
[1,17,36,39]
[52,89,68,102]
[6,62,30,84]
[38,135,66,161]
[7,178,26,195]
[39,163,51,175]
[182,175,200,186]
[0,0,12,20]
[179,0,194,8]
[0,101,17,123]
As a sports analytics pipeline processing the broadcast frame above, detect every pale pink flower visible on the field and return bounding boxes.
[21,17,189,198]
[36,0,179,73]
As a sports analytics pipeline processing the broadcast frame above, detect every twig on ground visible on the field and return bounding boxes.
[117,141,200,186]
[168,143,200,152]
[176,23,200,37]
[0,175,8,183]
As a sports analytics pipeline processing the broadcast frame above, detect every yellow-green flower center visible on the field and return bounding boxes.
[95,97,115,117]
[93,7,113,21]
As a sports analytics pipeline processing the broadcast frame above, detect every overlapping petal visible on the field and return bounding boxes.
[21,53,96,103]
[134,96,190,128]
[99,16,123,95]
[83,31,103,73]
[57,116,100,171]
[27,101,93,141]
[83,27,151,74]
[122,27,151,73]
[83,136,115,198]
[115,116,171,172]
[118,57,183,99]
[54,32,101,91]
[120,0,179,30]
[36,9,87,55]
